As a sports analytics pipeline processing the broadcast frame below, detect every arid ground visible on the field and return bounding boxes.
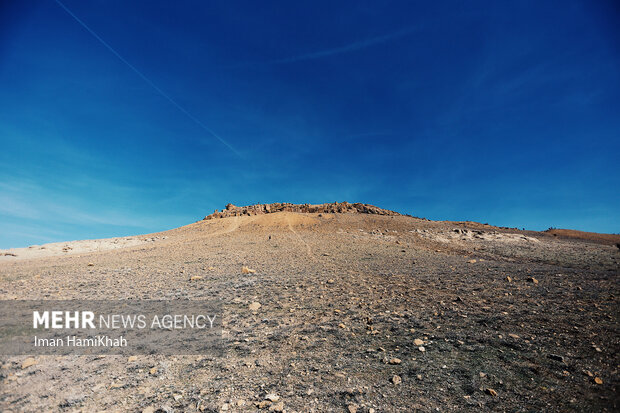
[1,204,618,412]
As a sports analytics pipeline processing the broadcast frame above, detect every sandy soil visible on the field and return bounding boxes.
[0,236,165,261]
[0,211,618,412]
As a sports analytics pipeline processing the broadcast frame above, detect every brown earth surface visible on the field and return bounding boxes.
[544,229,620,245]
[0,204,618,412]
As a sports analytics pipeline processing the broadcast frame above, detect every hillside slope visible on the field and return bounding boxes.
[0,208,618,411]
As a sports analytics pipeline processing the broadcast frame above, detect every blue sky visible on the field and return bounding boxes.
[1,0,619,248]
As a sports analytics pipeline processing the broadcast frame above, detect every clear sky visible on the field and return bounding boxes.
[1,0,619,248]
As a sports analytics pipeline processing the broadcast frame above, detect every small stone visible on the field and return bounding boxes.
[249,302,261,311]
[508,333,520,339]
[257,400,272,409]
[221,403,229,411]
[142,407,156,413]
[327,279,335,284]
[87,263,94,267]
[528,277,539,284]
[339,323,346,329]
[468,259,477,263]
[21,358,37,369]
[347,404,358,413]
[392,375,402,385]
[594,377,603,384]
[506,276,512,282]
[190,275,203,281]
[242,266,256,274]
[548,354,564,362]
[128,355,138,362]
[265,394,280,402]
[479,372,487,378]
[389,358,402,365]
[237,400,246,406]
[413,338,424,346]
[269,402,284,412]
[584,370,594,377]
[418,346,426,352]
[149,367,157,375]
[485,388,498,397]
[173,394,183,401]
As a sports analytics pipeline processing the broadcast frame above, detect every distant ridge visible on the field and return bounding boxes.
[544,228,620,245]
[203,202,400,220]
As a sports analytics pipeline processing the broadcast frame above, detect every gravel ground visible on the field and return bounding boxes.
[0,212,618,412]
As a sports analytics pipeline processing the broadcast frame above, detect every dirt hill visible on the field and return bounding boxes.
[0,205,618,412]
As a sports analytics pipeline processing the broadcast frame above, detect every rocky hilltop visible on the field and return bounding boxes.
[204,201,400,220]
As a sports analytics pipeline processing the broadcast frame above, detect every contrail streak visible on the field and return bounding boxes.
[53,0,241,157]
[271,25,423,64]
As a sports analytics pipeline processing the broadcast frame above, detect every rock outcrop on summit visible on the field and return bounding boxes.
[203,201,400,220]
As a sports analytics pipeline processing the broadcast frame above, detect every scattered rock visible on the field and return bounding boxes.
[594,377,603,384]
[485,388,498,397]
[190,275,203,281]
[264,394,280,402]
[506,276,512,282]
[269,402,284,412]
[468,259,477,264]
[392,375,402,385]
[242,266,256,274]
[418,346,426,352]
[413,338,424,346]
[21,358,37,369]
[249,302,261,311]
[528,277,539,284]
[548,354,564,362]
[347,404,358,413]
[128,355,138,362]
[87,263,94,267]
[388,358,402,365]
